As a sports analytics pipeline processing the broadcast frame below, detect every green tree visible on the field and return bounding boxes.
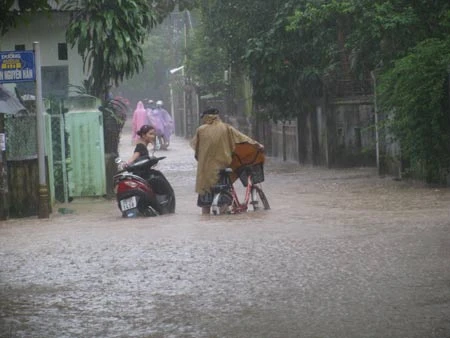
[64,0,198,101]
[245,0,327,121]
[189,0,450,181]
[379,38,450,183]
[189,0,293,117]
[64,0,161,100]
[286,0,450,182]
[186,20,228,96]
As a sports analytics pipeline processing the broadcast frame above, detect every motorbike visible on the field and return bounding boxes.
[113,155,176,217]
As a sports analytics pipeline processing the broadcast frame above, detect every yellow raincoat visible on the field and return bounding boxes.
[190,115,264,194]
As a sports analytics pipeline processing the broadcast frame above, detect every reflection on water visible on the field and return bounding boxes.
[1,126,450,337]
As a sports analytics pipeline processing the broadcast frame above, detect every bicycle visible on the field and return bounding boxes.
[210,162,270,215]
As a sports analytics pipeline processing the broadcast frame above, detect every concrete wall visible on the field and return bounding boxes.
[328,96,376,167]
[181,84,402,179]
[253,95,378,168]
[270,121,298,162]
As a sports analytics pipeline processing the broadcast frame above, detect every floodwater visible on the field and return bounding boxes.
[1,118,450,337]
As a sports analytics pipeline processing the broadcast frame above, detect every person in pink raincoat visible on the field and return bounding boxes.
[131,101,149,144]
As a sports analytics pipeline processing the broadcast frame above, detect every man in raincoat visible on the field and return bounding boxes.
[190,107,264,214]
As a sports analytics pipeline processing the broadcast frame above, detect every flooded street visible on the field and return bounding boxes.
[1,118,450,338]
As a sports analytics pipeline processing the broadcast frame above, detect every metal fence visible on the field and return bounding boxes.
[46,102,70,203]
[6,101,70,204]
[4,113,39,217]
[6,97,126,206]
[5,114,37,160]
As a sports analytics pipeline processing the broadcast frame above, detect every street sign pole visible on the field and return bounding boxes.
[0,114,8,220]
[34,42,49,218]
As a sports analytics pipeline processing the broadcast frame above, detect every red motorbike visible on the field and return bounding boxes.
[113,156,176,217]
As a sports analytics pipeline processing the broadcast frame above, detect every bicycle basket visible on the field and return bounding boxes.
[238,163,265,186]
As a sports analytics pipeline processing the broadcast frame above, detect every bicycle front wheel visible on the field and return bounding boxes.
[211,191,233,215]
[250,186,270,211]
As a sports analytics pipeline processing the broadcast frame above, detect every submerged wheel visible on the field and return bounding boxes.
[167,195,176,213]
[250,186,270,211]
[138,197,160,217]
[149,174,176,214]
[140,204,159,217]
[212,192,233,215]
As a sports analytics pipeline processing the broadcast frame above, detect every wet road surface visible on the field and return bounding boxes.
[1,117,450,337]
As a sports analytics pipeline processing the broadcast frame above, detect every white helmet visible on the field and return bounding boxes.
[156,100,163,106]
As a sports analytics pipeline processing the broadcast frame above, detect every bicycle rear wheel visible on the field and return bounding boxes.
[250,186,270,211]
[211,191,233,215]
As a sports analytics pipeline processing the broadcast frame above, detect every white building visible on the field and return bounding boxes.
[0,1,84,98]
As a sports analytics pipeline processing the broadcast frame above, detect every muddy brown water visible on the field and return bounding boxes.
[1,118,449,337]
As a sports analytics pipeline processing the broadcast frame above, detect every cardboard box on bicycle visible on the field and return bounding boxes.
[230,142,265,186]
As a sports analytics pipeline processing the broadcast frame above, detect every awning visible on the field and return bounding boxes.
[0,85,27,115]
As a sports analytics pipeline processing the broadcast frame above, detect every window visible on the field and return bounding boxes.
[15,44,25,51]
[58,43,68,60]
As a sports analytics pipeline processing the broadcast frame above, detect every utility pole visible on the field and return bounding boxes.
[34,42,49,218]
[371,71,381,176]
[183,10,189,138]
[0,113,8,220]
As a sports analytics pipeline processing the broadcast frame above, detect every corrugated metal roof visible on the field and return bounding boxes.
[0,85,27,115]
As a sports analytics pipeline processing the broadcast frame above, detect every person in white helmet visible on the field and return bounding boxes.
[151,100,174,150]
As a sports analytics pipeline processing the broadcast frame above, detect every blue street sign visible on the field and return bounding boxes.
[0,50,35,83]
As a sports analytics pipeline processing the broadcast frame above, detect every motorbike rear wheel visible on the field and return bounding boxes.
[140,204,159,217]
[148,175,176,214]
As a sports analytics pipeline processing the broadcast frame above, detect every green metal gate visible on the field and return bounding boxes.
[46,96,106,202]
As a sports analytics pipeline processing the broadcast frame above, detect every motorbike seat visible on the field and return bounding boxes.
[148,176,172,195]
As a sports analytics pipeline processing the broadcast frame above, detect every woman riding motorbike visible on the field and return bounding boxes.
[128,124,156,164]
[115,124,175,216]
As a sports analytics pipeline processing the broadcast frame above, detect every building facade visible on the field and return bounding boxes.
[1,2,84,99]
